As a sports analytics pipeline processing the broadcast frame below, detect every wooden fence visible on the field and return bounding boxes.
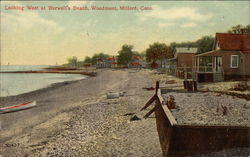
[142,82,250,157]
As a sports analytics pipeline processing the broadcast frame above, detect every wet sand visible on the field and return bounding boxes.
[0,69,162,157]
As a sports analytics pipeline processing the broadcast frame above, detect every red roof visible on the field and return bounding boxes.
[107,56,116,61]
[215,33,250,51]
[132,56,140,60]
[241,51,250,55]
[97,58,103,62]
[130,62,141,66]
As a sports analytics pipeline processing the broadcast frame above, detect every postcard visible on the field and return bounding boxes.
[1,1,249,156]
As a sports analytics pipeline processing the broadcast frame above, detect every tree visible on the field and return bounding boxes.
[228,24,250,34]
[67,56,78,67]
[117,44,135,65]
[169,35,214,55]
[77,61,85,67]
[91,53,110,65]
[83,56,92,63]
[139,51,146,61]
[196,36,215,54]
[146,42,172,67]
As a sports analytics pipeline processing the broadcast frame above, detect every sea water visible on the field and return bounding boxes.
[0,65,87,97]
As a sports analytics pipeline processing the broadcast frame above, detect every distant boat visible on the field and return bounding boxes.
[8,62,10,66]
[0,101,36,113]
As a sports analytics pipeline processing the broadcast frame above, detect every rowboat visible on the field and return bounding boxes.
[106,92,120,99]
[0,101,36,113]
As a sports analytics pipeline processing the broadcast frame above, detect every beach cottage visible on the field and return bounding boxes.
[107,56,117,68]
[168,47,198,79]
[193,32,250,82]
[96,56,117,68]
[128,55,142,68]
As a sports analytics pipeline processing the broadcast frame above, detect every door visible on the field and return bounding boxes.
[213,56,222,72]
[239,56,244,75]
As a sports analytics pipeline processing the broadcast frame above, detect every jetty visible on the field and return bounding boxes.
[0,67,97,77]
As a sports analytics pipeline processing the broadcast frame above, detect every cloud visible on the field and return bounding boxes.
[82,19,98,27]
[181,22,197,28]
[142,6,213,22]
[158,22,175,28]
[2,11,64,34]
[208,22,216,26]
[1,1,22,5]
[68,1,91,7]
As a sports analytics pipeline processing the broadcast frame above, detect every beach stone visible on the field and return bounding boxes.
[244,103,250,109]
[162,92,250,125]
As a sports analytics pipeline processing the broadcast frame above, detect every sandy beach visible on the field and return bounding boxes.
[0,69,162,157]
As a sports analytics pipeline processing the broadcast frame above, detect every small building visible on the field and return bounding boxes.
[168,47,198,79]
[96,58,106,68]
[150,61,159,69]
[193,32,250,82]
[83,63,92,68]
[96,56,117,68]
[107,56,117,68]
[128,55,142,68]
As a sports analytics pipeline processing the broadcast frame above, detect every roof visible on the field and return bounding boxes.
[195,50,221,57]
[107,56,116,61]
[215,33,250,51]
[241,51,250,55]
[195,50,250,57]
[130,62,141,66]
[174,47,197,59]
[175,47,198,53]
[132,55,140,60]
[96,58,104,62]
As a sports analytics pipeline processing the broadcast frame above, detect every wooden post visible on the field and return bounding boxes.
[156,81,159,94]
[183,81,187,89]
[187,81,193,91]
[193,81,198,92]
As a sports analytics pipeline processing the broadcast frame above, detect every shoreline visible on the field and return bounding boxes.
[0,76,90,101]
[0,73,91,100]
[0,69,163,157]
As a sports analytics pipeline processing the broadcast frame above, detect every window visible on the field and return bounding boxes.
[231,55,238,68]
[216,41,220,50]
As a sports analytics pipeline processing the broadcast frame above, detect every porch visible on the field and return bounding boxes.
[193,55,224,82]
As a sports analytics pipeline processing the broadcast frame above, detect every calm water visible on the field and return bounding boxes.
[0,65,87,97]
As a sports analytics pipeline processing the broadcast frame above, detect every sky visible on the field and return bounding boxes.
[1,1,249,65]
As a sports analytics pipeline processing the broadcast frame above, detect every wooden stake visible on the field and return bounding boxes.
[140,95,157,111]
[144,106,158,118]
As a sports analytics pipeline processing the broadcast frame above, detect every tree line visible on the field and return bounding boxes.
[65,24,250,67]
